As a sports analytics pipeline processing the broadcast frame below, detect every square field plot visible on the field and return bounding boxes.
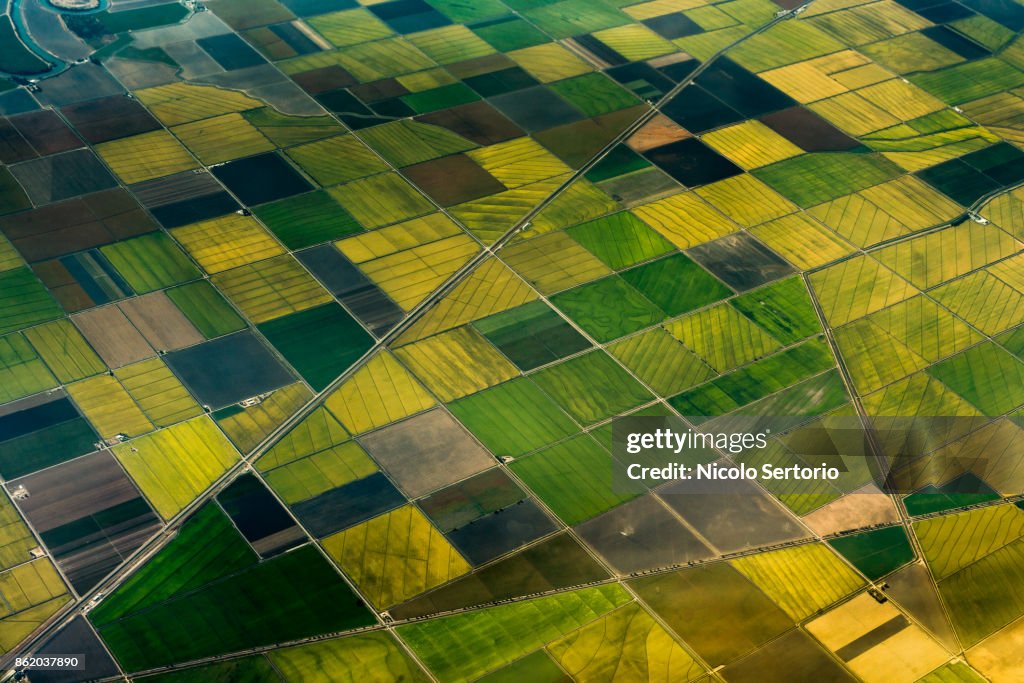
[165,330,297,409]
[359,408,494,498]
[643,138,743,187]
[687,232,794,292]
[258,303,373,391]
[9,149,118,205]
[211,152,314,206]
[11,451,161,593]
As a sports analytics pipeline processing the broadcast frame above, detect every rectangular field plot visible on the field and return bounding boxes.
[67,375,154,440]
[119,291,205,353]
[0,189,157,263]
[72,305,155,371]
[511,434,638,526]
[0,268,62,335]
[258,303,373,391]
[171,113,274,165]
[474,300,592,371]
[211,255,333,324]
[11,451,161,593]
[100,231,201,294]
[323,504,471,609]
[96,130,199,185]
[449,378,577,457]
[165,280,247,341]
[112,417,239,520]
[91,507,373,672]
[217,474,304,558]
[171,213,286,274]
[0,333,57,405]
[0,393,97,480]
[397,585,631,682]
[360,409,495,498]
[165,330,296,410]
[0,559,70,656]
[114,358,202,428]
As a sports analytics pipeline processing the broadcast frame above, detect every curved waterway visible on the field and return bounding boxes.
[5,0,110,78]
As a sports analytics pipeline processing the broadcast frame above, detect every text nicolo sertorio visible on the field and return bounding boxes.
[623,428,841,482]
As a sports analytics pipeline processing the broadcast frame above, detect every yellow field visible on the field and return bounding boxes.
[967,614,1024,681]
[135,82,264,126]
[334,38,435,82]
[468,137,571,189]
[284,135,388,186]
[395,326,518,402]
[270,632,428,682]
[702,121,803,170]
[265,441,378,504]
[308,9,392,48]
[666,304,782,372]
[407,25,495,65]
[874,223,1022,289]
[857,79,945,121]
[632,192,738,248]
[592,24,676,61]
[451,175,567,244]
[731,543,864,620]
[0,558,70,653]
[397,258,538,343]
[867,295,981,363]
[989,252,1024,291]
[356,233,479,311]
[761,51,864,102]
[214,382,313,453]
[324,505,471,609]
[0,593,70,655]
[608,328,715,396]
[324,351,435,434]
[810,92,902,136]
[0,559,66,618]
[67,374,154,439]
[96,130,198,184]
[695,174,797,227]
[915,504,1024,580]
[0,496,35,572]
[113,417,240,519]
[985,186,1024,240]
[212,255,332,324]
[327,173,434,229]
[624,0,706,20]
[832,64,893,89]
[508,43,593,83]
[808,193,910,247]
[859,176,964,230]
[809,255,917,326]
[173,214,285,274]
[524,178,618,237]
[171,113,274,165]
[548,602,704,682]
[751,213,856,269]
[807,592,950,683]
[501,230,611,294]
[835,318,929,393]
[257,407,350,471]
[931,271,1024,336]
[337,213,462,264]
[397,68,457,92]
[114,358,203,428]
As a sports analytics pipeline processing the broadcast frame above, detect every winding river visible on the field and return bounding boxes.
[5,0,111,78]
